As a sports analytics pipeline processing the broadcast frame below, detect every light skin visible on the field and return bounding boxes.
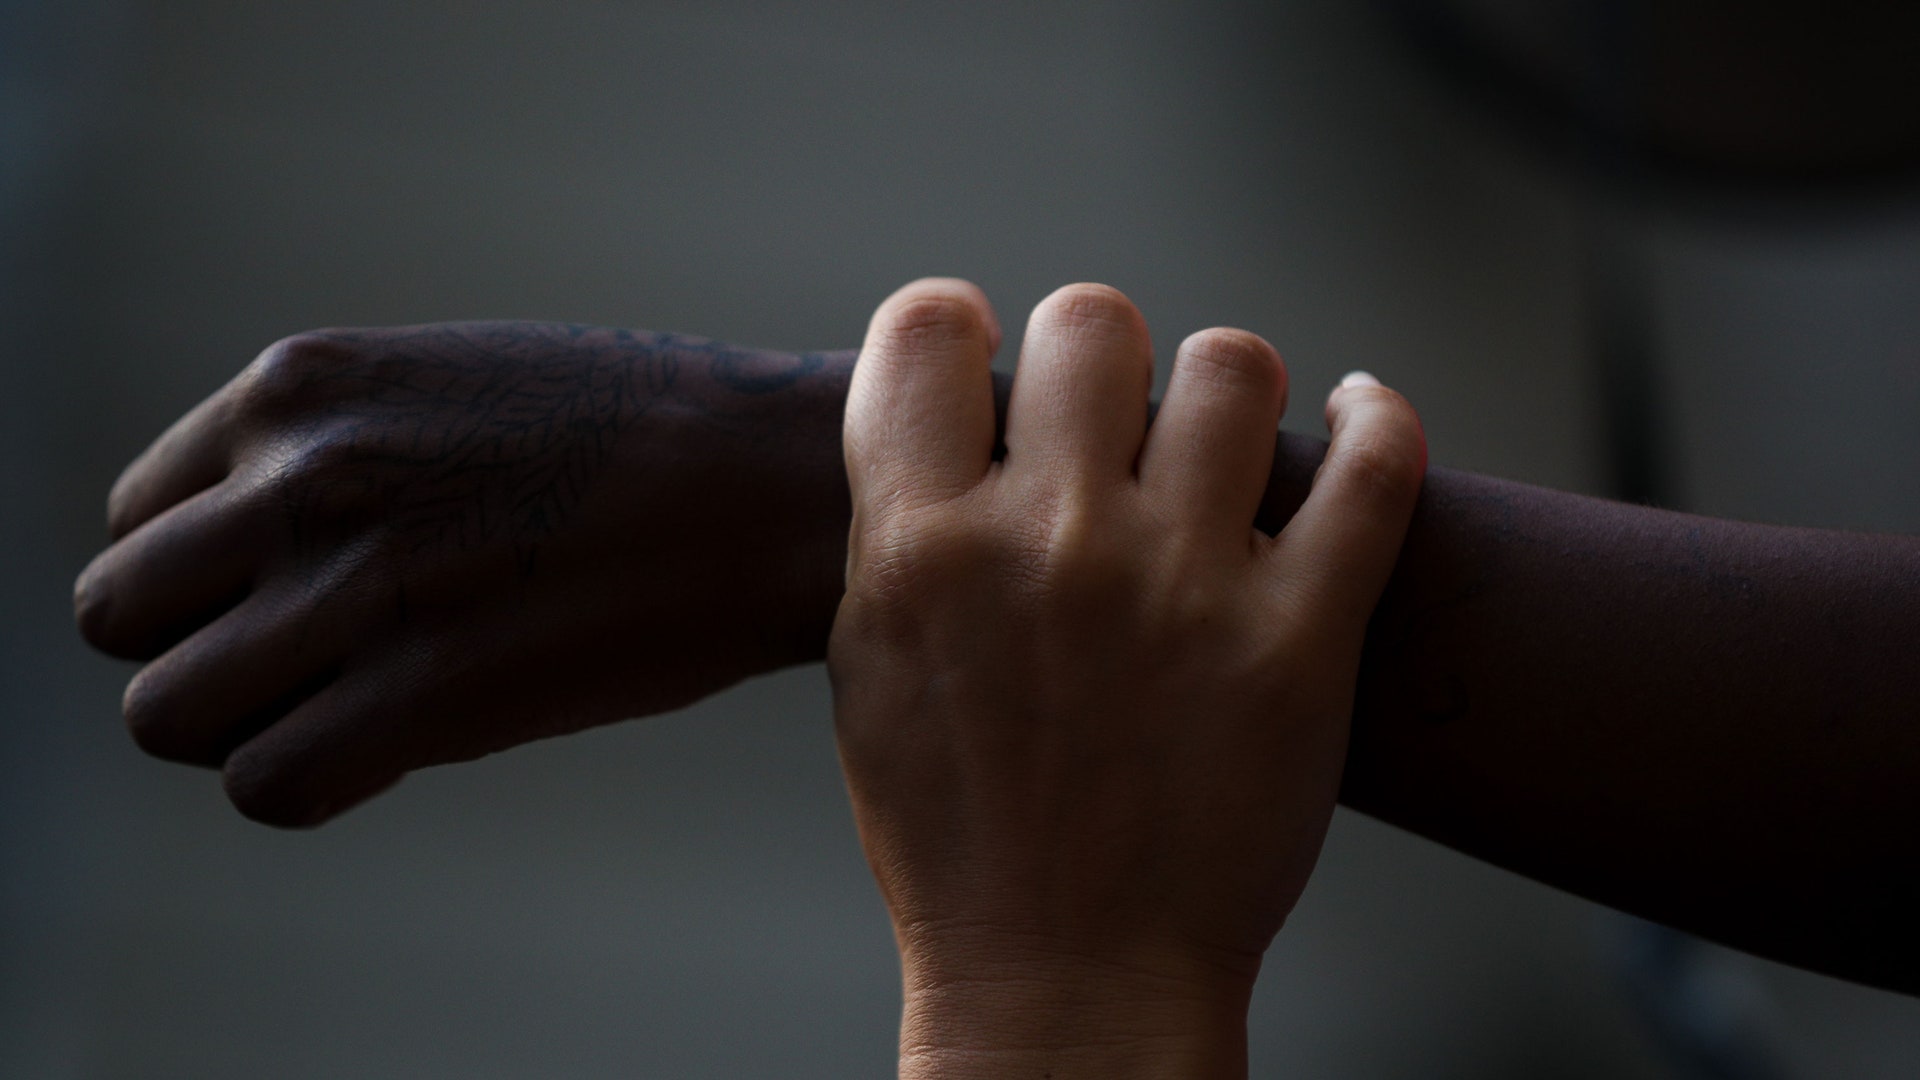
[829,278,1426,1078]
[74,305,1920,992]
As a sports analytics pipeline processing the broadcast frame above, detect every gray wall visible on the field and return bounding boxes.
[5,1,1918,1076]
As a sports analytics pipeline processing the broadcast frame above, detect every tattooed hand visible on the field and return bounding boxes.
[75,322,852,826]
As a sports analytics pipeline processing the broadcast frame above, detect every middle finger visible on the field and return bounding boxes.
[1002,283,1154,498]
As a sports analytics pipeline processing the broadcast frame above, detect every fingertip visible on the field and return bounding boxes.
[105,474,136,540]
[1181,325,1280,356]
[223,740,396,829]
[1029,282,1146,341]
[72,557,157,661]
[1326,372,1420,438]
[222,746,325,828]
[1325,371,1386,418]
[869,277,998,354]
[1003,282,1157,489]
[1176,327,1288,409]
[1136,326,1288,535]
[72,558,108,645]
[120,664,203,766]
[849,277,1001,504]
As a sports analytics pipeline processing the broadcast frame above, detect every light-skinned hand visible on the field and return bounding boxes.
[830,279,1426,1080]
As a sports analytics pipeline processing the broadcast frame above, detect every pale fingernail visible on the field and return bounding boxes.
[1340,370,1381,389]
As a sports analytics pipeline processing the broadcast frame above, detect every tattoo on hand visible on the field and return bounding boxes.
[271,322,692,583]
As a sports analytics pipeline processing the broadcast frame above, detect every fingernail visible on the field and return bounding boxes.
[1340,370,1381,389]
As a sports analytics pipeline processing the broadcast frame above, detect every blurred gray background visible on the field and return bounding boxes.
[6,1,1920,1077]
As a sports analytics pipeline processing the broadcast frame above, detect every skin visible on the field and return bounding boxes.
[72,322,850,819]
[75,309,1920,992]
[829,279,1426,1079]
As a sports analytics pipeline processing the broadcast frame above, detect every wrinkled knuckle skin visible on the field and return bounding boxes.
[251,431,372,526]
[1036,282,1139,337]
[1335,425,1424,507]
[846,515,1041,632]
[845,553,924,620]
[881,293,986,353]
[279,432,360,480]
[850,519,969,605]
[1181,329,1278,395]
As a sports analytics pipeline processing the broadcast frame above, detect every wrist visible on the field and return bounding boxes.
[773,349,858,665]
[896,944,1254,1080]
[696,344,857,669]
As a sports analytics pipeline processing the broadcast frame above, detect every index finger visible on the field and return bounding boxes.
[845,278,1001,512]
[106,375,242,541]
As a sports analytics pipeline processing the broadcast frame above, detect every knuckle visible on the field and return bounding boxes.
[851,515,977,601]
[1146,567,1231,646]
[1179,329,1280,394]
[240,333,348,414]
[847,503,1047,619]
[1333,424,1425,506]
[1035,282,1139,337]
[881,292,987,351]
[244,434,386,544]
[253,429,363,496]
[1036,503,1135,606]
[288,431,360,476]
[1041,503,1111,575]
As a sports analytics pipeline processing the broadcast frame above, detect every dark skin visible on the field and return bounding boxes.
[74,322,1920,992]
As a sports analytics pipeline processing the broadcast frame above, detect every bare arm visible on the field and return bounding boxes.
[1327,459,1920,994]
[76,324,1920,992]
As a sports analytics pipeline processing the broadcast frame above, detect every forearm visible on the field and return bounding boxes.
[1334,463,1920,993]
[770,349,1920,991]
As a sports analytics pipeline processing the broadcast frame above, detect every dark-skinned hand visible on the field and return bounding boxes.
[76,322,850,825]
